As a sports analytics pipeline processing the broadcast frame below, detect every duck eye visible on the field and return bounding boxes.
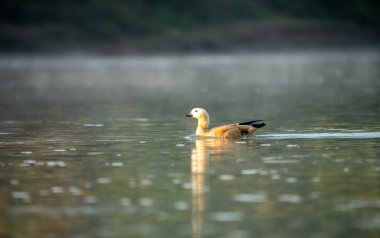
[195,110,198,112]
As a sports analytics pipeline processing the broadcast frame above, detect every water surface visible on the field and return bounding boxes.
[0,50,380,238]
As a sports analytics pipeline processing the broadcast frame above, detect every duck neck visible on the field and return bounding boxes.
[196,114,209,136]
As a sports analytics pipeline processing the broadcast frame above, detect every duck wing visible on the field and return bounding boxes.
[206,124,238,138]
[206,124,260,139]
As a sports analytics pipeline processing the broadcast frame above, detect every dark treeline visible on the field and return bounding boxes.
[1,0,379,52]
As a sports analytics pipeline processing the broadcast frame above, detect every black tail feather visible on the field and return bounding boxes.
[239,120,262,125]
[239,120,266,128]
[252,122,266,128]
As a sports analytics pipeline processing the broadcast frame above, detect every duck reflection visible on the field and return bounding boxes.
[190,138,236,238]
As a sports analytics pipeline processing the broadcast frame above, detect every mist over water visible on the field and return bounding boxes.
[0,49,379,238]
[1,50,379,119]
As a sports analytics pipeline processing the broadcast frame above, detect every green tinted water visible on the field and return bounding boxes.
[0,50,379,238]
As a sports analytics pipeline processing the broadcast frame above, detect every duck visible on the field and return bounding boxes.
[185,108,265,139]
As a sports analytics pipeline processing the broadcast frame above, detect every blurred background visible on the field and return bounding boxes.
[1,2,380,238]
[1,0,379,54]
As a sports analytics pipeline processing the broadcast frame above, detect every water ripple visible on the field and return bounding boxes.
[257,131,380,139]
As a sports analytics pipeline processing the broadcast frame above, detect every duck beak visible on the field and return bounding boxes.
[185,113,193,117]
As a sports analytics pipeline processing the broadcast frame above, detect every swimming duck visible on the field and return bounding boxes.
[185,108,265,139]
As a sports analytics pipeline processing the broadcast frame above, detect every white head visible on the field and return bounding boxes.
[185,108,208,119]
[185,108,210,133]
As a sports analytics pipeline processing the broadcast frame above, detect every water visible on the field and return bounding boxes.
[0,50,380,238]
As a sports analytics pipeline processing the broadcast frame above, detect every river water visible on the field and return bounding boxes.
[0,49,379,238]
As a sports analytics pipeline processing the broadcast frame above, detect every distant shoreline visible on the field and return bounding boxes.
[0,46,379,61]
[1,19,379,55]
[1,47,379,64]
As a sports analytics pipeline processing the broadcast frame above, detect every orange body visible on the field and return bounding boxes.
[185,108,265,139]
